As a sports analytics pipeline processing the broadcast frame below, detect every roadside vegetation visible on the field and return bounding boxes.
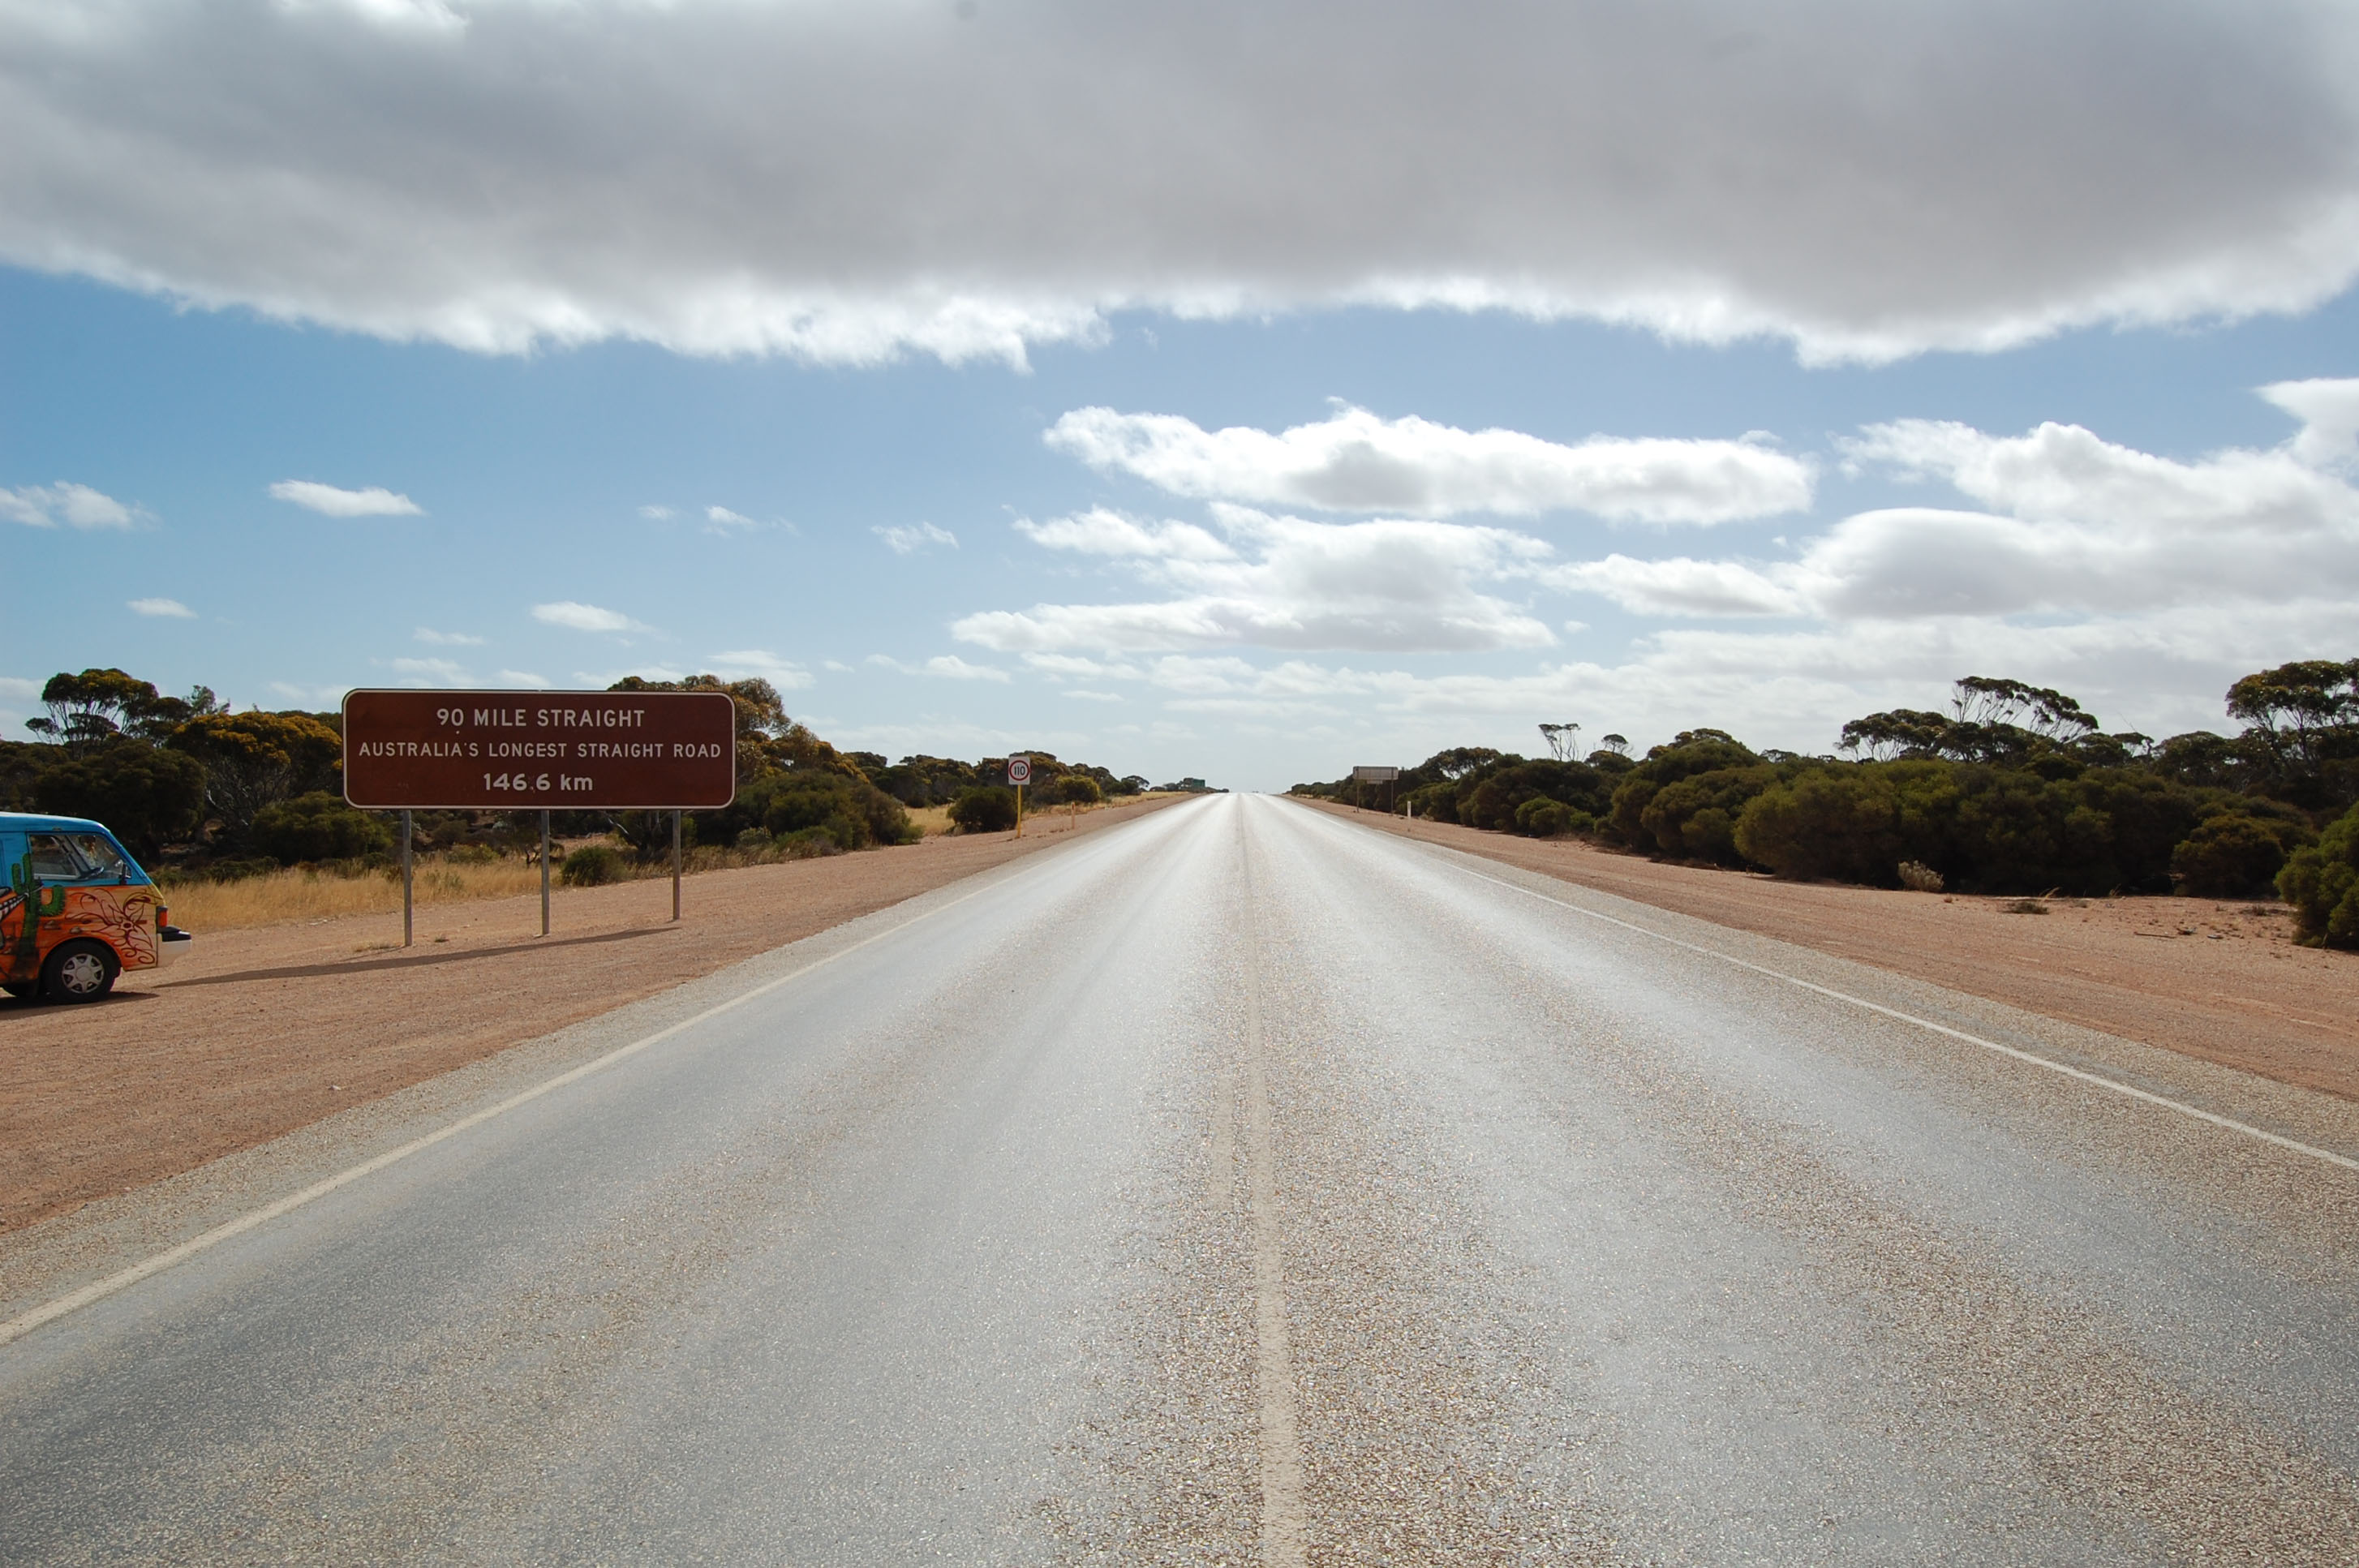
[1294,661,2359,947]
[3,667,1167,928]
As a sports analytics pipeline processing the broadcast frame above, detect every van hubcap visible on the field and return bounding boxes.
[57,952,106,995]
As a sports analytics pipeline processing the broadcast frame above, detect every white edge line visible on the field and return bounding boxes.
[1340,814,2359,1175]
[1,879,1004,1349]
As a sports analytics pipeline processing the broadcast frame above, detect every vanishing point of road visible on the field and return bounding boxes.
[4,795,2356,1563]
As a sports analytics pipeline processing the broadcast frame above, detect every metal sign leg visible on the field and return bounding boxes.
[672,809,682,921]
[401,809,413,948]
[539,810,551,937]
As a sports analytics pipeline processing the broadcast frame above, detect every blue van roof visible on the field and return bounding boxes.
[0,811,112,835]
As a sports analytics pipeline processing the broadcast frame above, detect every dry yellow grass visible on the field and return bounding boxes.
[159,857,548,932]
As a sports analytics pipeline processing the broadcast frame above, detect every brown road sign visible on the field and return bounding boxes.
[342,689,737,810]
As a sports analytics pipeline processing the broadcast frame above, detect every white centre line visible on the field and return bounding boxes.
[1240,838,1309,1568]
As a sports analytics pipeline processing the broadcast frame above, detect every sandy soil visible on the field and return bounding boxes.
[0,797,1181,1234]
[1309,801,2358,1102]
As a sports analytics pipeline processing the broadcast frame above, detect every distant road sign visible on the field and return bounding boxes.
[1351,765,1400,782]
[1007,754,1032,786]
[342,689,737,810]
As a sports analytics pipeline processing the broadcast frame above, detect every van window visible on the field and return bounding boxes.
[25,835,85,882]
[67,833,133,881]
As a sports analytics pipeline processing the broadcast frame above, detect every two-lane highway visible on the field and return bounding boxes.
[4,795,2355,1563]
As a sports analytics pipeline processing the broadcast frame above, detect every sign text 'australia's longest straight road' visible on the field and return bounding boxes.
[342,689,737,810]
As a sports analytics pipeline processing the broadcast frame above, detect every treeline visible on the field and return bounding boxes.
[1293,663,2359,948]
[2,668,1155,874]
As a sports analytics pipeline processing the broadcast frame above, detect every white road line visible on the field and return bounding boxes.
[1297,805,2359,1175]
[1240,839,1309,1568]
[0,879,1006,1351]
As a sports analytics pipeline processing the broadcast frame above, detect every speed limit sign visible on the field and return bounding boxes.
[1007,754,1032,786]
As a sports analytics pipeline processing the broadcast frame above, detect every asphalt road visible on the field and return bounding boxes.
[4,794,2356,1565]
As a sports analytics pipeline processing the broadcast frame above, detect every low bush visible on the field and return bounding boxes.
[1896,860,1945,892]
[561,844,627,887]
[251,792,393,866]
[949,785,1019,833]
[2171,812,2311,897]
[1514,797,1591,837]
[2278,803,2359,947]
[775,827,844,858]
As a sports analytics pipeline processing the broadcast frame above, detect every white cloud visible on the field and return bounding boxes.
[2,482,140,528]
[389,655,471,685]
[2261,378,2359,468]
[1062,689,1124,702]
[1013,508,1233,561]
[706,649,816,689]
[1046,406,1811,522]
[639,504,676,521]
[127,596,196,618]
[6,3,2357,365]
[1553,556,1803,617]
[0,677,37,700]
[868,653,1012,682]
[823,659,854,672]
[1532,384,2359,626]
[414,626,485,646]
[874,521,958,555]
[532,600,651,634]
[704,505,785,533]
[492,668,552,688]
[269,479,422,517]
[1810,390,2359,617]
[959,505,1557,654]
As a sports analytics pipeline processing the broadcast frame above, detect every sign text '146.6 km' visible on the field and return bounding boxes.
[342,689,738,810]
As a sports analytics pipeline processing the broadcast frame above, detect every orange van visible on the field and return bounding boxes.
[0,813,191,1003]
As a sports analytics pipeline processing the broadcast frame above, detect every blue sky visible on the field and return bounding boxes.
[6,1,2359,791]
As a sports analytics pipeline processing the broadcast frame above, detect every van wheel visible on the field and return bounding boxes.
[41,941,117,1003]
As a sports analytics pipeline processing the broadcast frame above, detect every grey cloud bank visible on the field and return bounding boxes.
[4,0,2357,363]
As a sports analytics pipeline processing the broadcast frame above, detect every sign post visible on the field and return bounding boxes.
[1008,754,1031,838]
[343,689,737,937]
[1351,765,1401,814]
[400,809,414,947]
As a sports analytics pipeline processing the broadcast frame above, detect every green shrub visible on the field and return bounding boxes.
[249,791,393,866]
[561,844,627,886]
[775,827,844,858]
[1605,732,1762,848]
[2171,813,2312,897]
[1639,764,1777,864]
[1403,782,1459,823]
[2278,804,2359,947]
[1514,797,1590,837]
[1461,759,1609,832]
[1737,767,1910,883]
[1055,774,1104,806]
[949,785,1019,833]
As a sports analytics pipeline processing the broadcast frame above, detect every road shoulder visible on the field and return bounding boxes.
[1304,798,2359,1102]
